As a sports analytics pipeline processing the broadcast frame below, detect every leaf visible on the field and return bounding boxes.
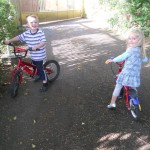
[32,144,36,148]
[13,116,17,120]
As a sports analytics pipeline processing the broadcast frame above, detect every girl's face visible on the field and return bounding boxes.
[127,33,139,47]
[27,16,39,33]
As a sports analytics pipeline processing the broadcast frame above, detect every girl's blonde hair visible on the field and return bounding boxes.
[127,28,146,57]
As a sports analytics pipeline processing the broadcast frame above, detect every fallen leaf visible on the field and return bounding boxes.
[13,116,17,120]
[32,144,36,148]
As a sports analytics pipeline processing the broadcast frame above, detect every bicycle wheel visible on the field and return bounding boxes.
[129,98,141,121]
[10,70,21,98]
[44,60,60,82]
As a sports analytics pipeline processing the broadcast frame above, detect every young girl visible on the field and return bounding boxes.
[105,28,148,109]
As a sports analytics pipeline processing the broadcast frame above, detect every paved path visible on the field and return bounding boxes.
[0,19,150,150]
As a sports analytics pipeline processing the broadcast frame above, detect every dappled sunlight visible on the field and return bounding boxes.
[98,133,123,142]
[42,19,126,74]
[51,32,120,69]
[95,132,150,150]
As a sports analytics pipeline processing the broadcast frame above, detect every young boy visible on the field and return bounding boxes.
[4,15,48,92]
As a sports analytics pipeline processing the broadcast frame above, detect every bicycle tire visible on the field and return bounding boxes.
[44,60,60,82]
[10,70,21,98]
[129,98,141,121]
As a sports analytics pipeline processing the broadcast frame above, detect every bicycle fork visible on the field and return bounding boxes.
[11,68,22,85]
[124,86,141,111]
[129,96,142,111]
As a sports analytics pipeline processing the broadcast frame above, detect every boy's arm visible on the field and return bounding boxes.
[32,41,46,50]
[4,36,20,44]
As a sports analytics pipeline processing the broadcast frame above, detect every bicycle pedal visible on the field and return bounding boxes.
[127,107,131,110]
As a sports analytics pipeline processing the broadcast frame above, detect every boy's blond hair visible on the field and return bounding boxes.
[26,15,39,23]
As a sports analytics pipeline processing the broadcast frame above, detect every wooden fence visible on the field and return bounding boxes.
[11,0,84,25]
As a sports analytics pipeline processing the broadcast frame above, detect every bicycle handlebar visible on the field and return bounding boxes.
[116,61,125,67]
[109,56,125,76]
[3,42,40,58]
[8,43,28,57]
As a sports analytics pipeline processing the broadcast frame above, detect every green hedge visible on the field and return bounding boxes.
[0,0,21,42]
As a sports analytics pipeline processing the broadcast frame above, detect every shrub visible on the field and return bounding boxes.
[0,0,20,42]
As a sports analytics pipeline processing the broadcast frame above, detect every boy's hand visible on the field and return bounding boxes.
[32,47,37,51]
[32,46,39,51]
[4,40,10,45]
[29,46,40,51]
[105,59,113,64]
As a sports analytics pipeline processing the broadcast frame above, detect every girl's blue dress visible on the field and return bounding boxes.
[113,47,147,87]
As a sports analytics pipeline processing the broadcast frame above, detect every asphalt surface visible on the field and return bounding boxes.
[0,18,150,150]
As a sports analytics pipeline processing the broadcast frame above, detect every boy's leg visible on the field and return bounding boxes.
[34,60,48,92]
[32,60,40,81]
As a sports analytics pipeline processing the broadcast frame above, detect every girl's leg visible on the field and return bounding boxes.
[107,84,123,109]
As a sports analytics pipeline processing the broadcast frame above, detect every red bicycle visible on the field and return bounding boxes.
[110,59,141,121]
[7,43,60,98]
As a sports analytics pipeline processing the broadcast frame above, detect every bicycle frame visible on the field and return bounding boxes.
[10,45,38,84]
[11,59,37,80]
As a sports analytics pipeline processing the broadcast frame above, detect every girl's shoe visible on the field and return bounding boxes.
[107,103,116,109]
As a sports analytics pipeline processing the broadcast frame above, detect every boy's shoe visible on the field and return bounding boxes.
[107,103,116,109]
[40,83,48,92]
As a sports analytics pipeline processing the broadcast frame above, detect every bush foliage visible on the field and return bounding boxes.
[99,0,150,35]
[0,0,20,42]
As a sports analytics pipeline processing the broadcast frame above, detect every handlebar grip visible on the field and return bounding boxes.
[8,43,14,46]
[2,41,12,46]
[28,47,40,51]
[28,47,33,51]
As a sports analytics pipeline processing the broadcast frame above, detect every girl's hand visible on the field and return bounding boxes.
[105,59,113,64]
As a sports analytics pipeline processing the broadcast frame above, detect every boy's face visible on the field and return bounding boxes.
[27,16,39,32]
